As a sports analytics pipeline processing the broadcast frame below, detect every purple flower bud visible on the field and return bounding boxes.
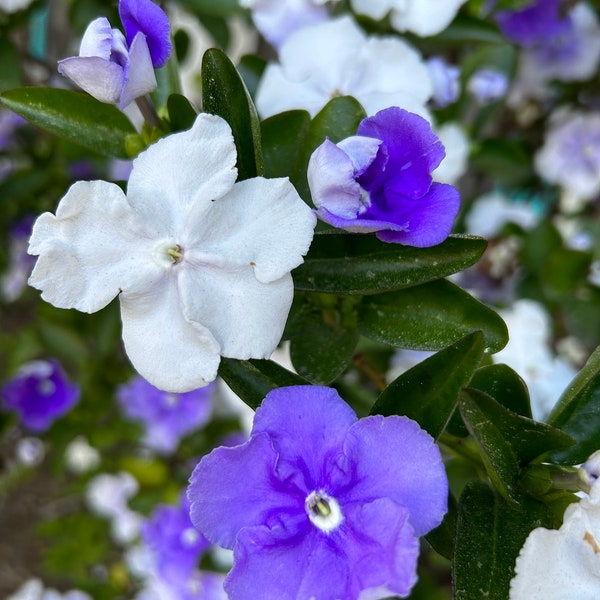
[308,107,460,247]
[427,57,461,108]
[1,359,80,432]
[116,376,213,454]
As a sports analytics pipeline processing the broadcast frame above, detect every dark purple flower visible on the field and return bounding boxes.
[187,385,448,600]
[143,493,211,586]
[496,0,572,47]
[1,359,80,431]
[308,107,460,247]
[117,376,213,454]
[58,0,171,109]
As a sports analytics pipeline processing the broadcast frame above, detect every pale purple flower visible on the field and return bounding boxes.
[58,0,171,109]
[1,216,36,302]
[426,57,460,108]
[467,68,508,103]
[239,0,331,49]
[1,359,80,432]
[187,385,448,600]
[117,376,213,454]
[308,106,460,246]
[535,109,600,202]
[255,15,433,119]
[27,114,316,393]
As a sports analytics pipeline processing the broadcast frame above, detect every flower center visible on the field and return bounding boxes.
[153,240,184,268]
[305,491,343,533]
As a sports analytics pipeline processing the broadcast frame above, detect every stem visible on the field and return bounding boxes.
[352,351,387,392]
[135,95,163,130]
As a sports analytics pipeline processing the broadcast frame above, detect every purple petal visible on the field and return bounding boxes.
[358,107,445,200]
[251,386,358,490]
[308,138,363,220]
[79,17,114,59]
[187,432,304,549]
[58,56,124,105]
[316,205,409,235]
[119,31,157,108]
[119,0,172,67]
[337,135,383,177]
[375,182,460,247]
[342,415,448,536]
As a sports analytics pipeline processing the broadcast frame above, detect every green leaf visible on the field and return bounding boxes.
[470,138,534,187]
[434,13,507,45]
[358,279,508,353]
[548,345,600,464]
[178,0,243,17]
[469,363,532,418]
[237,54,266,99]
[0,38,22,92]
[201,48,263,180]
[261,110,311,179]
[294,96,366,201]
[218,358,309,409]
[0,87,136,158]
[167,93,198,132]
[425,493,457,560]
[453,481,552,600]
[371,332,485,440]
[293,234,487,295]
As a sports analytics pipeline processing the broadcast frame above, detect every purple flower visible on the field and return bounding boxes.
[426,56,461,108]
[496,0,571,47]
[58,0,171,109]
[1,359,80,432]
[467,68,508,103]
[143,494,211,586]
[1,216,36,302]
[308,107,460,247]
[187,385,448,600]
[117,376,213,454]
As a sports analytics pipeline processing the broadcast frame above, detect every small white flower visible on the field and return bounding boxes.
[350,0,466,37]
[0,0,33,13]
[64,436,101,474]
[28,114,316,392]
[255,15,433,119]
[510,481,600,599]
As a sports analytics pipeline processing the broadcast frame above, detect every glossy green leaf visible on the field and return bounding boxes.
[294,234,487,295]
[548,345,600,464]
[469,363,532,418]
[201,48,263,179]
[453,481,552,600]
[167,93,198,132]
[294,96,366,201]
[218,358,309,409]
[0,87,136,158]
[371,332,485,440]
[358,279,508,353]
[261,110,311,179]
[459,389,520,502]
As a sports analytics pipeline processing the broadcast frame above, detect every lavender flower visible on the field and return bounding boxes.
[1,359,79,432]
[117,376,213,454]
[58,0,171,109]
[426,57,460,108]
[308,106,460,246]
[467,68,508,103]
[187,385,448,599]
[1,216,36,302]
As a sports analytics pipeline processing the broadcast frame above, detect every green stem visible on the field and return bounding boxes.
[135,95,163,130]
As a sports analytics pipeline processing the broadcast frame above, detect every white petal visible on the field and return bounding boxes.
[58,56,124,105]
[119,32,157,109]
[351,0,393,20]
[179,264,294,360]
[126,113,238,236]
[120,275,221,392]
[28,181,160,313]
[184,177,316,284]
[390,0,466,37]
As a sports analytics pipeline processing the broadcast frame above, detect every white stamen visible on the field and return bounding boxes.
[305,490,343,533]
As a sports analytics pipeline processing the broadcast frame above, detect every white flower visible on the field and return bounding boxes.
[64,436,101,474]
[28,114,316,393]
[255,15,433,119]
[0,0,33,13]
[432,122,469,185]
[510,482,600,599]
[350,0,466,37]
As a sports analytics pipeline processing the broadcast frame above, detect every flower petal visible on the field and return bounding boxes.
[119,31,157,109]
[187,432,303,549]
[28,180,159,313]
[188,176,316,284]
[375,182,460,247]
[57,56,124,105]
[179,262,294,360]
[119,0,172,67]
[251,386,357,488]
[79,17,114,59]
[342,414,448,536]
[119,275,221,393]
[126,113,238,236]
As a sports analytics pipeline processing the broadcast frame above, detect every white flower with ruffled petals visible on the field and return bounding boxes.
[28,114,316,393]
